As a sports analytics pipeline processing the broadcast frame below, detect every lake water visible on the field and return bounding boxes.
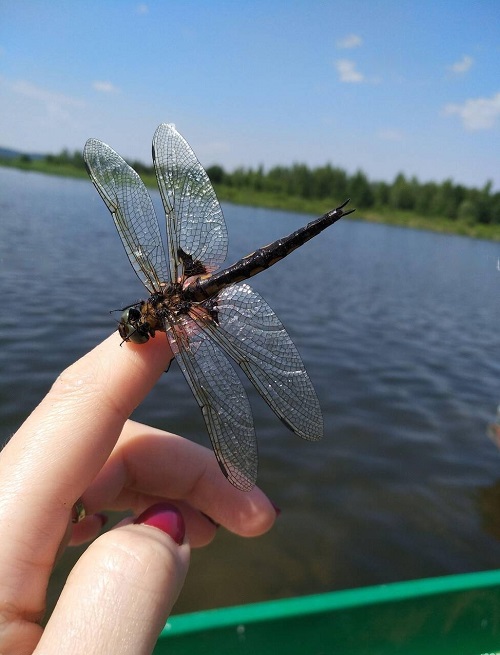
[2,166,500,614]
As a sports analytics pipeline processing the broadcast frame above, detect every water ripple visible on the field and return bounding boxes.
[2,168,500,613]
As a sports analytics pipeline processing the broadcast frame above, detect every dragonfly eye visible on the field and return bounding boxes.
[118,308,150,344]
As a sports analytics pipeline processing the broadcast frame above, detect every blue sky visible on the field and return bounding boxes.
[1,1,499,190]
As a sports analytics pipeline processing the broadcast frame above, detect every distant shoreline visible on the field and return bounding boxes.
[2,159,499,242]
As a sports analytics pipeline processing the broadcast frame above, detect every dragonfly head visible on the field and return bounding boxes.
[118,307,151,344]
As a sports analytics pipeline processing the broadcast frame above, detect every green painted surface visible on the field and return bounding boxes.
[155,570,500,654]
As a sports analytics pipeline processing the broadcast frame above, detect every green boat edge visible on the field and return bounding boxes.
[155,569,500,654]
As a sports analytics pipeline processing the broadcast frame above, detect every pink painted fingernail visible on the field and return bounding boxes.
[134,503,185,545]
[96,513,108,527]
[271,502,282,517]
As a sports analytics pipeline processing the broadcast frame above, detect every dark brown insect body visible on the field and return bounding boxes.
[121,199,352,344]
[84,123,354,491]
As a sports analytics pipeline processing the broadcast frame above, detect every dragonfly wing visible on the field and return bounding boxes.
[84,138,170,291]
[167,315,257,491]
[152,123,228,282]
[194,284,323,441]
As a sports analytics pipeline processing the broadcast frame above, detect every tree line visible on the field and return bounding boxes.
[10,148,500,225]
[206,163,500,225]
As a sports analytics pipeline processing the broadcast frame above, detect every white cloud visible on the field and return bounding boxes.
[92,80,120,93]
[12,80,82,106]
[136,3,149,14]
[10,79,84,121]
[336,34,362,49]
[448,55,473,74]
[334,59,364,83]
[444,92,500,130]
[377,128,405,142]
[0,77,88,151]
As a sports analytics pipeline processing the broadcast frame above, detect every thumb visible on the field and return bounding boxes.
[37,504,190,655]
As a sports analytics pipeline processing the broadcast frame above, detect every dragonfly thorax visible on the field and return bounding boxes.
[118,285,194,344]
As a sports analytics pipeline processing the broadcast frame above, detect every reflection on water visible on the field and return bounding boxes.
[478,480,500,542]
[2,167,500,615]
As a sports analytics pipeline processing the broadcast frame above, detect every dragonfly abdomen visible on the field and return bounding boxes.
[185,199,353,302]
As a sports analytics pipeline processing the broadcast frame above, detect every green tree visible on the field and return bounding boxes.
[206,164,225,185]
[266,166,288,194]
[311,164,348,200]
[348,170,374,208]
[372,181,390,207]
[414,182,437,215]
[430,179,463,219]
[389,173,416,211]
[457,199,479,223]
[288,163,312,198]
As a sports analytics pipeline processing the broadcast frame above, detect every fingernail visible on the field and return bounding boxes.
[201,512,220,528]
[134,503,185,545]
[271,502,282,517]
[96,513,108,527]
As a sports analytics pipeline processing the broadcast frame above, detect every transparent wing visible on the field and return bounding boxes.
[166,315,258,491]
[84,138,170,292]
[152,123,228,283]
[193,284,323,441]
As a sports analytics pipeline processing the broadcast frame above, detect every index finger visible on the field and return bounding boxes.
[1,332,173,507]
[0,332,172,622]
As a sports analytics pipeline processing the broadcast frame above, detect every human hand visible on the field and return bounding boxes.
[0,333,277,654]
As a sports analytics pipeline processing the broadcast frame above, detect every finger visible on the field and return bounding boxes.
[1,331,172,510]
[0,333,172,632]
[67,500,220,550]
[69,514,109,547]
[78,420,278,540]
[38,505,190,655]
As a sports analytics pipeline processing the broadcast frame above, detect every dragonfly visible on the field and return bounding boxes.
[83,123,354,491]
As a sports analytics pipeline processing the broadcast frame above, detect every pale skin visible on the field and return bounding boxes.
[0,332,276,655]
